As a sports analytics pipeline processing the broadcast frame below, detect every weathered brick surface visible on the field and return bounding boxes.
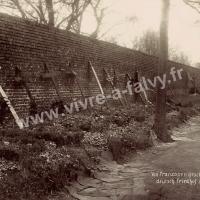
[0,13,199,120]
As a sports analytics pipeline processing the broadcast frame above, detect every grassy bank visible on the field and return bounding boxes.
[0,102,199,199]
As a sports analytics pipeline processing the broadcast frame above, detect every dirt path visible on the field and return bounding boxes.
[66,116,200,200]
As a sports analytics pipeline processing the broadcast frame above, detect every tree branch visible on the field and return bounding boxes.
[56,15,70,28]
[183,0,200,14]
[24,0,44,20]
[10,0,27,18]
[65,0,91,31]
[188,0,200,3]
[90,1,107,38]
[37,0,47,23]
[98,21,125,39]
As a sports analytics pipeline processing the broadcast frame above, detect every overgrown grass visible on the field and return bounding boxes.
[0,102,199,199]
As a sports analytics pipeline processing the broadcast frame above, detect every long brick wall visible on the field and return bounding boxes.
[0,13,199,120]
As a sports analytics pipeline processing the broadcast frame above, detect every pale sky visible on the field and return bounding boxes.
[82,0,200,65]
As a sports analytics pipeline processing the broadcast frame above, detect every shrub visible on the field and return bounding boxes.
[0,147,20,161]
[107,121,153,162]
[0,147,86,199]
[34,131,84,147]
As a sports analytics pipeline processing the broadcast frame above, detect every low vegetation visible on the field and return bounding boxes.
[0,102,199,199]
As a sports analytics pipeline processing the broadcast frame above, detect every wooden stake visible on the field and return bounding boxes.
[0,86,23,129]
[89,61,108,108]
[103,68,124,106]
[89,61,105,96]
[70,70,85,100]
[44,63,62,101]
[15,66,38,114]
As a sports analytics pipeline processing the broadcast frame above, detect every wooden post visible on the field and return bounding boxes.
[89,61,108,108]
[0,86,23,129]
[44,63,62,101]
[15,66,37,115]
[89,61,105,96]
[70,69,86,100]
[103,68,124,106]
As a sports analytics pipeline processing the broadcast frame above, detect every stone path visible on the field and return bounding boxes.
[66,116,200,200]
[67,158,153,200]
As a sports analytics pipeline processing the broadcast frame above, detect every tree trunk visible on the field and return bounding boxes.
[155,0,172,142]
[45,0,54,26]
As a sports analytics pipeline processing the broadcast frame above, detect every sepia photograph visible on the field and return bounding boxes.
[0,0,200,199]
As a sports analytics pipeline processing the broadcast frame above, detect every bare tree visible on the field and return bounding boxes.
[133,30,159,56]
[133,30,191,65]
[195,62,200,68]
[154,0,172,142]
[170,49,191,65]
[0,0,48,23]
[59,0,92,33]
[0,0,106,36]
[11,0,27,19]
[89,0,107,39]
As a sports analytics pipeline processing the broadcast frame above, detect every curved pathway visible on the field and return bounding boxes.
[67,116,200,200]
